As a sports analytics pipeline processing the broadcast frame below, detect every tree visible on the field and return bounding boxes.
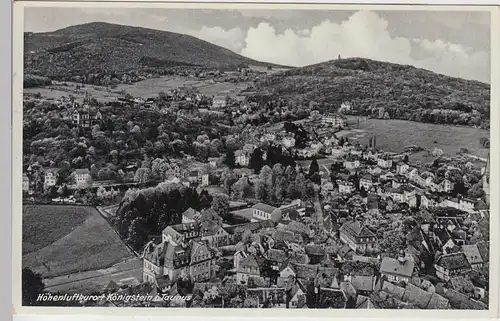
[223,150,236,168]
[308,158,320,178]
[22,268,45,306]
[134,168,152,184]
[212,193,230,218]
[232,177,252,200]
[249,148,264,173]
[254,179,268,202]
[403,155,409,164]
[127,217,148,251]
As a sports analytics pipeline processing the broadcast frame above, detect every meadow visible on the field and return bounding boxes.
[343,116,490,164]
[22,205,134,278]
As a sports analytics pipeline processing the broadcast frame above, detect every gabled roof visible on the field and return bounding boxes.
[435,253,471,271]
[340,221,376,238]
[74,168,90,175]
[355,295,377,309]
[461,244,484,265]
[444,289,488,310]
[476,241,489,263]
[380,257,415,278]
[252,202,277,214]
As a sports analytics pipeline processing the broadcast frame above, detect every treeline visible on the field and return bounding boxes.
[111,182,213,251]
[24,74,52,88]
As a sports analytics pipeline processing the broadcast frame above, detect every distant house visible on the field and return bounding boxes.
[208,157,218,168]
[72,97,103,128]
[321,113,347,129]
[22,173,30,192]
[212,96,227,109]
[377,155,393,169]
[434,252,472,281]
[74,168,91,187]
[360,174,374,190]
[235,150,249,167]
[44,168,58,188]
[337,180,355,194]
[339,101,352,113]
[236,255,261,285]
[252,203,281,222]
[461,244,484,269]
[182,208,201,224]
[201,173,210,187]
[339,221,377,254]
[380,254,415,283]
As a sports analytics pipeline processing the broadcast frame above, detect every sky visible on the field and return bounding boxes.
[24,7,491,83]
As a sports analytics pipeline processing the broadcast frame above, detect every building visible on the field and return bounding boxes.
[235,150,250,167]
[377,155,393,169]
[212,96,227,109]
[339,101,352,113]
[339,221,377,254]
[338,180,355,194]
[252,203,280,222]
[380,253,415,283]
[142,239,215,283]
[236,255,261,285]
[208,157,218,168]
[282,136,296,148]
[22,173,30,192]
[359,174,374,190]
[434,252,472,281]
[72,93,103,128]
[44,169,58,188]
[74,168,91,187]
[461,244,484,269]
[201,173,210,187]
[182,208,201,224]
[322,113,347,129]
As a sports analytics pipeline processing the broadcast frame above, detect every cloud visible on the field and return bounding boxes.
[194,26,246,53]
[240,10,489,82]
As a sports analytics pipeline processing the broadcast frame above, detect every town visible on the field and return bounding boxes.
[22,76,490,309]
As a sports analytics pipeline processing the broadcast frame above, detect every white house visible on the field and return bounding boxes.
[212,96,227,108]
[380,254,415,283]
[338,180,355,194]
[235,150,249,167]
[44,169,58,188]
[282,136,296,148]
[377,157,393,169]
[74,168,91,187]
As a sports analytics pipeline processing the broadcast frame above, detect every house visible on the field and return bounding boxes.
[337,180,355,194]
[71,95,103,128]
[339,221,377,254]
[439,179,454,193]
[343,156,360,170]
[434,252,472,281]
[377,155,393,169]
[234,250,248,271]
[162,222,201,244]
[208,157,218,168]
[235,150,249,167]
[74,168,91,187]
[380,253,415,283]
[44,169,58,188]
[200,173,210,187]
[212,96,227,109]
[287,279,307,308]
[22,173,30,192]
[182,208,201,224]
[396,163,410,175]
[252,203,278,221]
[339,101,352,113]
[359,174,374,190]
[421,194,438,209]
[461,244,484,269]
[236,255,261,285]
[142,239,214,283]
[321,113,347,129]
[282,136,296,148]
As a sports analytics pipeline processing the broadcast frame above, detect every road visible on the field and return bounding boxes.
[313,185,332,232]
[44,257,143,295]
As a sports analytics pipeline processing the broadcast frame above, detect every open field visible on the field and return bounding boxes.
[343,116,490,164]
[25,76,250,102]
[44,257,143,295]
[22,205,93,255]
[22,205,135,278]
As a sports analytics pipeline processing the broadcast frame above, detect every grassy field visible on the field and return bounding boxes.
[22,205,134,278]
[344,116,490,164]
[25,76,249,101]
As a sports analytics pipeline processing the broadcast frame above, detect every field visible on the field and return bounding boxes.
[22,205,134,278]
[24,76,250,102]
[342,116,490,164]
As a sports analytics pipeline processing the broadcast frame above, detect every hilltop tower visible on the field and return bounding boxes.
[483,152,490,204]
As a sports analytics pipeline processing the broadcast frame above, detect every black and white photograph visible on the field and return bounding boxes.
[13,2,498,314]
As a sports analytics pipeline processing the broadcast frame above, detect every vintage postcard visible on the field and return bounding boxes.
[12,1,499,317]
